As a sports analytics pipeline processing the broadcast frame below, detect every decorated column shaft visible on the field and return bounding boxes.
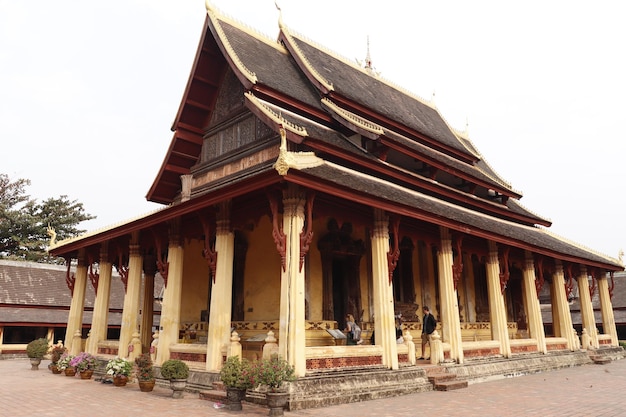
[156,220,184,364]
[141,256,157,352]
[485,241,511,357]
[437,227,463,363]
[86,243,112,354]
[371,209,398,369]
[522,252,547,354]
[118,236,143,358]
[64,250,87,351]
[206,202,235,371]
[551,261,576,350]
[597,274,618,347]
[277,187,307,376]
[576,267,598,348]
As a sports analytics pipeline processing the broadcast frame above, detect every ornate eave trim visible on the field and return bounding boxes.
[206,4,257,85]
[274,125,322,176]
[244,92,308,138]
[279,25,334,93]
[321,98,384,136]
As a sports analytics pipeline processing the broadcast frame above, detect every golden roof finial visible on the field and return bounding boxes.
[464,117,469,136]
[205,0,215,13]
[275,1,284,28]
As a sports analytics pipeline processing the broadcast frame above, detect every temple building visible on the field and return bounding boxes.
[48,3,623,408]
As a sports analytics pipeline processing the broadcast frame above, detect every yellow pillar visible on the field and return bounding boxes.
[597,275,618,347]
[206,203,235,371]
[437,227,463,363]
[65,250,87,351]
[551,261,576,350]
[156,221,184,364]
[119,238,143,358]
[371,209,398,369]
[277,187,307,376]
[141,259,156,352]
[576,267,598,349]
[485,241,511,357]
[522,252,546,354]
[86,243,112,355]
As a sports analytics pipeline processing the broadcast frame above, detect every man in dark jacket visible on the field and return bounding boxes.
[419,306,437,360]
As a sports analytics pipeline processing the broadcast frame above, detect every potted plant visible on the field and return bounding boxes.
[26,338,49,370]
[251,355,295,416]
[48,343,66,374]
[70,352,97,379]
[160,359,189,399]
[134,353,156,392]
[57,353,76,376]
[106,357,133,386]
[220,356,253,411]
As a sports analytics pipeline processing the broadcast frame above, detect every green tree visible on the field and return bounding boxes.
[0,173,95,262]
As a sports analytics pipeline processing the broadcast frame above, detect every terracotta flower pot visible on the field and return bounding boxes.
[50,364,62,374]
[113,375,128,387]
[80,369,94,380]
[64,367,76,377]
[138,380,156,392]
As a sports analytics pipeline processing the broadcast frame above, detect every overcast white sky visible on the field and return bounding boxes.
[1,1,624,260]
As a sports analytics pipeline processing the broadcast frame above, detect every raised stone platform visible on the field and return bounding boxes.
[288,365,433,410]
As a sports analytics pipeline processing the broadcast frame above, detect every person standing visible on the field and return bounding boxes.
[419,306,437,360]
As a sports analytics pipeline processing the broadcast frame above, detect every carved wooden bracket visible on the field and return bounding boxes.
[564,264,575,300]
[499,246,510,293]
[299,192,315,272]
[199,215,217,283]
[609,271,615,299]
[88,257,99,296]
[534,256,545,296]
[451,234,464,291]
[589,270,597,298]
[387,216,400,285]
[268,193,287,272]
[153,231,169,288]
[116,249,129,294]
[65,258,75,296]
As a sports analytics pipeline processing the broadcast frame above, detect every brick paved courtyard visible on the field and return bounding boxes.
[1,358,625,417]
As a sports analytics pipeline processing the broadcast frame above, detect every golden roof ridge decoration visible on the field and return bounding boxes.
[47,206,168,252]
[538,225,622,266]
[245,92,308,137]
[321,98,384,135]
[278,24,334,92]
[205,1,258,85]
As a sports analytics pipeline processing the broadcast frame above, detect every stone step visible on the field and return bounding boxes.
[434,380,468,391]
[427,372,457,384]
[591,357,612,365]
[199,389,228,404]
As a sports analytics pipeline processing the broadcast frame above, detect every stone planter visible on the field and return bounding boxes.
[226,387,246,411]
[29,358,41,371]
[266,391,289,416]
[138,380,156,392]
[170,379,187,399]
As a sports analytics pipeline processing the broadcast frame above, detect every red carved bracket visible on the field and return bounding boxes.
[499,246,510,293]
[451,235,464,291]
[268,193,286,272]
[387,216,400,285]
[116,249,129,294]
[299,192,315,272]
[534,256,545,296]
[65,258,75,296]
[564,264,575,300]
[153,231,169,288]
[589,270,597,298]
[199,215,217,283]
[609,271,615,299]
[88,258,99,296]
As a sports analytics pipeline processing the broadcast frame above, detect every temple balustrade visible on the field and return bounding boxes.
[598,334,613,345]
[545,337,568,351]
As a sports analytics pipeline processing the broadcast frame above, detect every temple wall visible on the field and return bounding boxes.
[241,215,281,320]
[181,239,209,323]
